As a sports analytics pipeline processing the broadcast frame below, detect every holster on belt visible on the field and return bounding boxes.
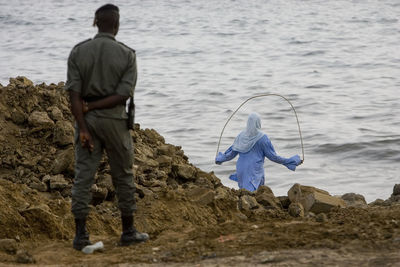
[127,96,135,130]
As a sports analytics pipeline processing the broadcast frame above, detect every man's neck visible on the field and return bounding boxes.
[98,30,115,36]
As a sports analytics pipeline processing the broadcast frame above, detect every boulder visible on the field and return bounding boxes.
[51,147,74,174]
[157,155,172,167]
[157,144,176,156]
[277,196,291,209]
[42,174,69,191]
[255,186,282,210]
[10,108,26,125]
[173,164,197,181]
[239,195,259,211]
[28,111,54,128]
[341,193,367,207]
[29,180,48,192]
[186,186,215,206]
[91,184,108,205]
[9,76,33,88]
[47,106,64,122]
[96,174,114,200]
[288,183,346,214]
[53,120,74,146]
[288,202,304,217]
[393,184,400,196]
[316,213,328,223]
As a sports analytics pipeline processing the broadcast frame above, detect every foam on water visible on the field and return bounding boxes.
[1,0,399,202]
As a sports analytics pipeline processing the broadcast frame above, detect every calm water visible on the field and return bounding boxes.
[1,0,399,202]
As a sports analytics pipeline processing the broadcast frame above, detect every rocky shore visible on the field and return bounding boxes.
[0,77,399,266]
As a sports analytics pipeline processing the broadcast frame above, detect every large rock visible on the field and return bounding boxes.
[42,174,69,191]
[51,147,74,174]
[393,184,400,196]
[9,76,33,88]
[288,183,346,214]
[288,202,304,217]
[47,106,64,122]
[28,111,54,128]
[341,193,367,207]
[53,120,74,146]
[239,195,259,211]
[173,164,197,181]
[157,144,176,156]
[186,186,215,206]
[255,186,282,210]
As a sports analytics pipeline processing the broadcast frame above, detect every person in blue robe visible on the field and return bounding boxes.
[215,112,302,192]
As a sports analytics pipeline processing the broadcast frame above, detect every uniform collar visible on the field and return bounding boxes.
[94,32,116,40]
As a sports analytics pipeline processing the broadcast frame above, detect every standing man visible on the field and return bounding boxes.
[65,4,148,250]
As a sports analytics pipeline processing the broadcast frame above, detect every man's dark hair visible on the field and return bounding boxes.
[93,4,119,31]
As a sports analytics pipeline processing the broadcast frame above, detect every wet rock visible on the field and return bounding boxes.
[237,188,254,197]
[239,195,259,211]
[16,249,35,264]
[136,184,154,198]
[47,106,64,122]
[316,213,328,223]
[42,174,69,190]
[255,186,282,210]
[9,76,33,88]
[187,186,216,206]
[144,128,165,143]
[157,155,172,167]
[277,196,291,209]
[53,120,74,146]
[288,183,346,214]
[91,184,108,205]
[51,147,74,174]
[173,164,197,181]
[10,108,26,125]
[288,202,304,217]
[97,174,114,200]
[369,199,386,206]
[388,194,400,203]
[0,239,18,254]
[341,193,367,207]
[28,111,54,128]
[157,144,176,156]
[393,184,400,196]
[29,180,48,192]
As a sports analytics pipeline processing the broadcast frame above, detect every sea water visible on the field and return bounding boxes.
[1,0,399,202]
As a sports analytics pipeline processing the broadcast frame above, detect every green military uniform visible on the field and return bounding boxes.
[65,32,137,219]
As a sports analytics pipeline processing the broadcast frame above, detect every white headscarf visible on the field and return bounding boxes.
[232,112,264,153]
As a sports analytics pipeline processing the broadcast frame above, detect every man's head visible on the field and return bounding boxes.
[93,4,120,36]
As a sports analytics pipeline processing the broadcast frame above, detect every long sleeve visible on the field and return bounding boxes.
[261,137,301,171]
[215,146,238,165]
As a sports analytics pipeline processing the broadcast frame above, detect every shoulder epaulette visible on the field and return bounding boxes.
[118,42,136,53]
[73,38,91,48]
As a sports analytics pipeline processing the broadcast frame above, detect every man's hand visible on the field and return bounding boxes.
[82,100,89,114]
[79,128,94,152]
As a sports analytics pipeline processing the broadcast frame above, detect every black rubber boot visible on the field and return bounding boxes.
[120,215,149,246]
[73,218,91,251]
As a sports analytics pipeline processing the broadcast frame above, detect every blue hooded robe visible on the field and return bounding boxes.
[215,113,301,192]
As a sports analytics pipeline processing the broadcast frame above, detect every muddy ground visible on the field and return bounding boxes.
[0,77,399,266]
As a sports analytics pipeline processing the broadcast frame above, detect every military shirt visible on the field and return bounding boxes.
[66,32,137,119]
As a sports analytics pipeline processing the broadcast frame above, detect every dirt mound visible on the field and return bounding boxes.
[0,77,399,266]
[0,77,283,241]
